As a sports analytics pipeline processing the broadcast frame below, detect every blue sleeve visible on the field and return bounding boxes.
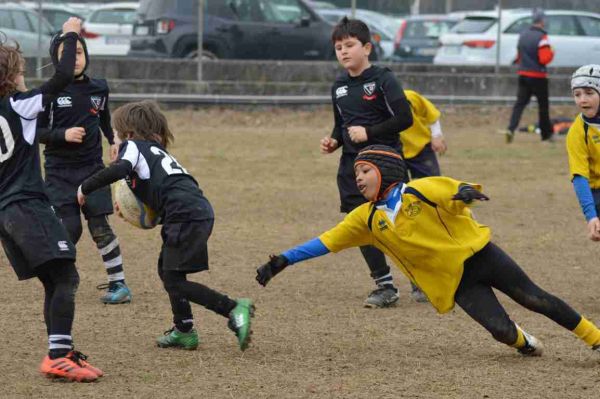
[573,175,598,221]
[282,238,330,265]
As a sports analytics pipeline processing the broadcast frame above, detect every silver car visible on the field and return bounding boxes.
[434,9,600,67]
[0,3,53,57]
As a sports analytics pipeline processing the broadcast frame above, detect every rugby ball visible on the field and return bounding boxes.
[114,179,159,229]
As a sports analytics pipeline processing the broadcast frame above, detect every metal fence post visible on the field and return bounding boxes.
[197,0,204,82]
[36,0,42,79]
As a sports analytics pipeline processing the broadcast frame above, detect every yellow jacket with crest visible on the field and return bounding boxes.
[319,176,490,313]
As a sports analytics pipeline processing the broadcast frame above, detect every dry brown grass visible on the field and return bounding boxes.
[1,104,599,398]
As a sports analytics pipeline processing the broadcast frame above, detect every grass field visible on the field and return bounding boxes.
[1,105,599,398]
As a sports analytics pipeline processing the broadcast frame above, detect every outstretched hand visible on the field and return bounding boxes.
[256,255,289,287]
[451,185,489,204]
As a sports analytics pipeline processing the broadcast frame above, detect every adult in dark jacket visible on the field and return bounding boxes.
[505,8,555,143]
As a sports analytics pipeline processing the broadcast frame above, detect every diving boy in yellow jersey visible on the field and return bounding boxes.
[257,145,600,357]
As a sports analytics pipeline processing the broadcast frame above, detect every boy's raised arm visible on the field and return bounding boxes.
[38,18,82,102]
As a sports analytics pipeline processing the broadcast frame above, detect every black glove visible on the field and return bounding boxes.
[451,185,489,204]
[256,254,289,287]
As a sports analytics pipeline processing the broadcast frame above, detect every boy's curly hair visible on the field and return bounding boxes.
[0,34,23,98]
[113,100,174,148]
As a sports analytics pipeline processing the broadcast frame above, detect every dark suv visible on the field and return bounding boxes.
[128,0,335,60]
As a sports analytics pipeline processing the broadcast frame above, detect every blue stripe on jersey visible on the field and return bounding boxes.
[282,237,329,265]
[573,175,598,221]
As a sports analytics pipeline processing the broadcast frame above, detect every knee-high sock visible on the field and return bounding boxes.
[573,317,600,347]
[88,215,125,282]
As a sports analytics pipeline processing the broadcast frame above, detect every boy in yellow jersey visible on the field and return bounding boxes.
[566,64,600,241]
[257,145,600,357]
[401,90,447,302]
[402,90,447,179]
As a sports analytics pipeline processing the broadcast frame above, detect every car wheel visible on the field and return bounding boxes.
[184,49,218,60]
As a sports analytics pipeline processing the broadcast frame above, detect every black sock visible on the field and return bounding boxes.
[49,348,70,359]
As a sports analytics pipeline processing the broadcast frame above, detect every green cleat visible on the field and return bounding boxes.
[156,327,199,350]
[228,298,255,351]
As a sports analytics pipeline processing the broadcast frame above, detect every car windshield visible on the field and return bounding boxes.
[404,19,456,38]
[90,9,137,24]
[138,0,198,18]
[452,16,496,34]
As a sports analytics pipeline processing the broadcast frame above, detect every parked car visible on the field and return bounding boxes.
[20,2,84,32]
[392,14,459,63]
[82,2,139,56]
[65,2,103,20]
[305,1,337,9]
[434,9,600,67]
[0,2,54,57]
[316,8,400,60]
[129,0,334,60]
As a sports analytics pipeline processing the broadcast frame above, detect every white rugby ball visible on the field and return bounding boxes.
[114,179,158,229]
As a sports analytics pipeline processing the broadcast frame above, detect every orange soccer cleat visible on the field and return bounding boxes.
[39,352,101,382]
[69,351,104,378]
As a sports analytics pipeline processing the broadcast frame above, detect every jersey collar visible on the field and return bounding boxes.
[375,183,405,225]
[583,113,600,130]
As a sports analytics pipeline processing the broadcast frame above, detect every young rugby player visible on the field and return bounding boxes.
[257,145,600,358]
[0,17,102,382]
[38,33,131,304]
[77,101,254,351]
[399,89,448,302]
[566,65,600,242]
[402,90,447,179]
[320,17,414,308]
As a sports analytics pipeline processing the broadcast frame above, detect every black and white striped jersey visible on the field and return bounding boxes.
[0,90,49,209]
[0,32,78,210]
[120,140,213,223]
[82,139,214,223]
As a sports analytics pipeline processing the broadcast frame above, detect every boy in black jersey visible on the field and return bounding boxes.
[37,34,131,304]
[77,101,254,351]
[319,17,416,308]
[0,18,102,382]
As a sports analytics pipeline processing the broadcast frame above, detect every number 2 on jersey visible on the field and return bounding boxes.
[151,146,189,175]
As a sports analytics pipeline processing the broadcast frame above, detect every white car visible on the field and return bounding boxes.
[0,2,53,57]
[20,2,84,32]
[434,9,600,67]
[81,2,138,56]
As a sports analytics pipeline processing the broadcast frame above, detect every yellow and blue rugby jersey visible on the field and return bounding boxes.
[319,176,491,314]
[401,90,441,159]
[566,114,600,188]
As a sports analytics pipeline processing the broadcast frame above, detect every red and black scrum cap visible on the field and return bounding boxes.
[354,145,407,200]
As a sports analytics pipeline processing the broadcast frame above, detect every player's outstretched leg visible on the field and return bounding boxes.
[460,243,600,356]
[160,269,254,351]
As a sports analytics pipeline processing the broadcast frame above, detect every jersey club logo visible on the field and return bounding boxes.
[377,219,389,232]
[56,96,72,107]
[362,82,377,101]
[405,201,422,218]
[90,96,104,115]
[336,85,348,99]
